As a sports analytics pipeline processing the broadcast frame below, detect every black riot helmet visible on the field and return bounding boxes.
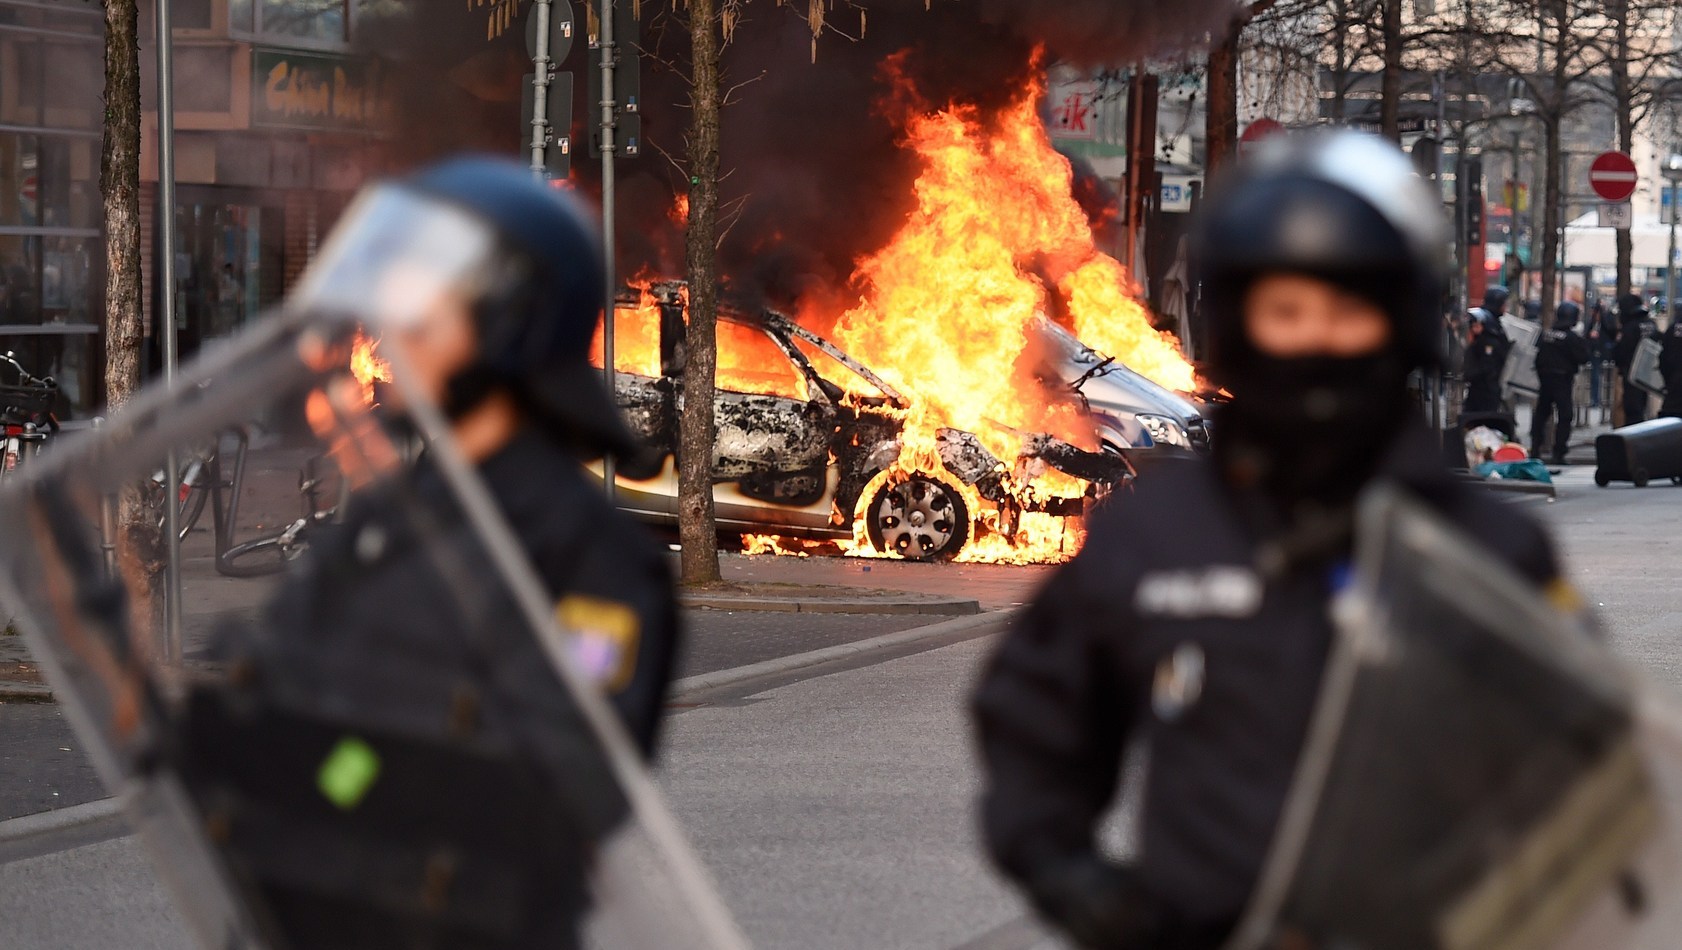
[1194,131,1451,508]
[1554,301,1581,330]
[292,156,636,458]
[1483,286,1510,317]
[1196,130,1449,383]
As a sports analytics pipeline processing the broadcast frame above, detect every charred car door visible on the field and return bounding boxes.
[710,318,836,510]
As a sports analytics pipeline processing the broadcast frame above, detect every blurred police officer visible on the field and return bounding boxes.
[1531,301,1590,463]
[1482,285,1511,323]
[972,132,1569,950]
[206,157,676,950]
[1659,305,1682,418]
[1614,293,1658,425]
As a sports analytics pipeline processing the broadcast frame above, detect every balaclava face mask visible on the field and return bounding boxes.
[1213,269,1417,513]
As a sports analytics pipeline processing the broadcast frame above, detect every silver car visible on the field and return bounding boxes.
[1030,317,1212,455]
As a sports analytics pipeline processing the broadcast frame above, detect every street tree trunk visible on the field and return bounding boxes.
[101,0,162,613]
[1204,21,1241,176]
[1329,0,1348,124]
[1539,115,1561,319]
[1378,0,1403,143]
[102,0,142,415]
[677,0,722,586]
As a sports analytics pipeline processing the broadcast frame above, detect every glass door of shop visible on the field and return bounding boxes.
[162,188,285,364]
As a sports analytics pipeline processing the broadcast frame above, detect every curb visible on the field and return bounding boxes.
[679,592,980,616]
[0,797,121,845]
[0,682,52,702]
[0,612,1021,856]
[671,608,1017,699]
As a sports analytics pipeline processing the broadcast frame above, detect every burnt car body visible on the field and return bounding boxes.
[592,285,1130,560]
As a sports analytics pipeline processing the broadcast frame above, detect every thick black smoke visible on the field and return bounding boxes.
[362,0,1240,308]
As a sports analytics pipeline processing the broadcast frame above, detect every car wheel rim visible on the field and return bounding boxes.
[875,478,958,558]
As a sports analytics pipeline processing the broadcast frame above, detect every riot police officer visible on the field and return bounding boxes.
[200,157,678,949]
[1461,310,1507,414]
[1659,306,1682,418]
[972,132,1570,950]
[1482,285,1512,322]
[1613,293,1658,425]
[1531,301,1590,463]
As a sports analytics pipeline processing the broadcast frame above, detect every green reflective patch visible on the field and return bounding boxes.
[317,736,381,810]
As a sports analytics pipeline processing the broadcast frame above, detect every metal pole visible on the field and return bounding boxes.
[1510,131,1521,290]
[529,0,552,176]
[156,0,182,663]
[1669,177,1678,327]
[599,0,617,501]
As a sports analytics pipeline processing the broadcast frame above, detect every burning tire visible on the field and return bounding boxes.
[866,475,969,562]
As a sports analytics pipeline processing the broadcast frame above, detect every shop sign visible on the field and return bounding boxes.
[251,49,379,131]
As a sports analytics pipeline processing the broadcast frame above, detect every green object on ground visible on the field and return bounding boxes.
[1475,459,1554,484]
[317,736,382,810]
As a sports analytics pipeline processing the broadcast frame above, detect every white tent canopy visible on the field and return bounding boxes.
[1560,211,1679,269]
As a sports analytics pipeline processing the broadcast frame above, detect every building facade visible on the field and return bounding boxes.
[0,0,104,416]
[0,0,384,419]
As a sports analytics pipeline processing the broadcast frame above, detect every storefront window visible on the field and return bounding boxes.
[0,0,102,417]
[228,0,252,33]
[0,332,93,419]
[0,135,99,230]
[259,0,345,44]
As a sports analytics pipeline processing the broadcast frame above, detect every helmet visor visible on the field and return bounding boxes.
[288,184,503,331]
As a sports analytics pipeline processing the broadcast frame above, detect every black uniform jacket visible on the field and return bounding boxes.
[1658,322,1682,416]
[1463,332,1507,392]
[251,426,678,757]
[972,424,1561,929]
[1659,320,1682,381]
[1614,314,1657,373]
[1535,326,1590,377]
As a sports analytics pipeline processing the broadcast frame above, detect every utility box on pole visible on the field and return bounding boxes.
[589,0,640,159]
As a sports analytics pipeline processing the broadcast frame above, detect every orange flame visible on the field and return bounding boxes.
[813,70,1193,564]
[350,331,392,405]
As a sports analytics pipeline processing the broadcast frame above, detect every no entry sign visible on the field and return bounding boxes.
[1590,151,1638,202]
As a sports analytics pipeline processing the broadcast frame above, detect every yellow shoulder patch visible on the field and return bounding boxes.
[1544,578,1586,615]
[555,595,641,693]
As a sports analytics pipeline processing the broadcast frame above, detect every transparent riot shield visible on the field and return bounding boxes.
[1228,485,1682,950]
[0,308,747,950]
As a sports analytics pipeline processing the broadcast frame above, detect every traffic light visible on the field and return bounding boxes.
[1464,157,1484,247]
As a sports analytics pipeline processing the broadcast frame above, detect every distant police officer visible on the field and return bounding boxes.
[1482,285,1512,323]
[1531,301,1591,463]
[1462,310,1507,414]
[1614,292,1659,425]
[972,132,1569,950]
[202,157,677,950]
[1659,306,1682,418]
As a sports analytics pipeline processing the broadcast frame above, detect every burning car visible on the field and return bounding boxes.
[591,284,1131,561]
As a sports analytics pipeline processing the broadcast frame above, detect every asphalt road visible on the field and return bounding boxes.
[0,606,937,824]
[1,467,1677,950]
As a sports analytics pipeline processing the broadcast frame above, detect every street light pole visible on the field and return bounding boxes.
[1511,129,1522,290]
[1666,154,1682,327]
[155,0,182,663]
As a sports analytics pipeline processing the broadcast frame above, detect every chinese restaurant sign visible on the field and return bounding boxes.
[251,49,380,131]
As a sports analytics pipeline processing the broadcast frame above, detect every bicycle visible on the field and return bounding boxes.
[214,445,342,578]
[145,442,217,542]
[0,351,60,484]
